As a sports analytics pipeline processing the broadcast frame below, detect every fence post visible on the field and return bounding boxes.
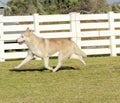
[33,13,41,60]
[0,15,5,62]
[108,12,116,56]
[33,13,39,35]
[70,12,77,43]
[70,12,81,48]
[75,13,81,49]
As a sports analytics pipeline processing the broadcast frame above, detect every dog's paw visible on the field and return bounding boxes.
[47,67,53,71]
[14,66,19,69]
[83,63,86,66]
[52,69,57,72]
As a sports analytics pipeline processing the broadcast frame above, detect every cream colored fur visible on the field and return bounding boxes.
[15,28,86,72]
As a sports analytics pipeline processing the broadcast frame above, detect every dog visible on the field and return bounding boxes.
[15,27,86,72]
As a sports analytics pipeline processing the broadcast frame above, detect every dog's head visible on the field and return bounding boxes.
[17,27,31,45]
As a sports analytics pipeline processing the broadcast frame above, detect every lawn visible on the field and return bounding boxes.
[0,56,120,103]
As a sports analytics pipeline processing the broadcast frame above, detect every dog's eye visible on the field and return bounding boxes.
[21,35,24,38]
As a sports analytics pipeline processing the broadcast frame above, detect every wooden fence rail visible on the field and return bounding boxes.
[0,12,120,62]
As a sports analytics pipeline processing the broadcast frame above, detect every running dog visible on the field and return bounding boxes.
[15,28,86,72]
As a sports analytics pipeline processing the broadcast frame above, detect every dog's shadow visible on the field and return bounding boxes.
[9,66,79,72]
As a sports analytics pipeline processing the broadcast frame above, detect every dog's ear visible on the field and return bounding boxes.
[24,27,31,36]
[26,27,30,32]
[26,27,32,33]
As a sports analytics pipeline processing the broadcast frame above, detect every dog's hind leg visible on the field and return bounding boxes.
[14,51,34,69]
[70,54,86,65]
[44,56,53,71]
[78,56,86,65]
[52,51,71,72]
[73,44,86,65]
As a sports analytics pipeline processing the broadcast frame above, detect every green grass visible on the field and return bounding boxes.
[1,57,120,103]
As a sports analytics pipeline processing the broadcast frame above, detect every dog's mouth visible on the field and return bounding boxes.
[18,40,25,45]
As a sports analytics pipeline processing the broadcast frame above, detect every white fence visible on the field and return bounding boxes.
[0,12,120,62]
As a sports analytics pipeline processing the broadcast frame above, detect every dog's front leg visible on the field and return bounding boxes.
[52,53,63,72]
[44,56,53,71]
[14,51,34,69]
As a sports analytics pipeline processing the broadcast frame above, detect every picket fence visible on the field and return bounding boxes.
[0,12,120,62]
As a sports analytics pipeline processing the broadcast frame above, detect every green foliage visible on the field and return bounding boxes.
[7,0,120,15]
[7,0,45,15]
[43,0,77,14]
[6,0,111,15]
[62,0,110,14]
[1,57,120,103]
[111,3,120,13]
[43,0,110,14]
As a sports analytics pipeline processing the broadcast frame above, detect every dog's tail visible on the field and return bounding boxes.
[73,43,87,57]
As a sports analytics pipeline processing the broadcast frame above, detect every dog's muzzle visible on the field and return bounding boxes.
[16,39,25,45]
